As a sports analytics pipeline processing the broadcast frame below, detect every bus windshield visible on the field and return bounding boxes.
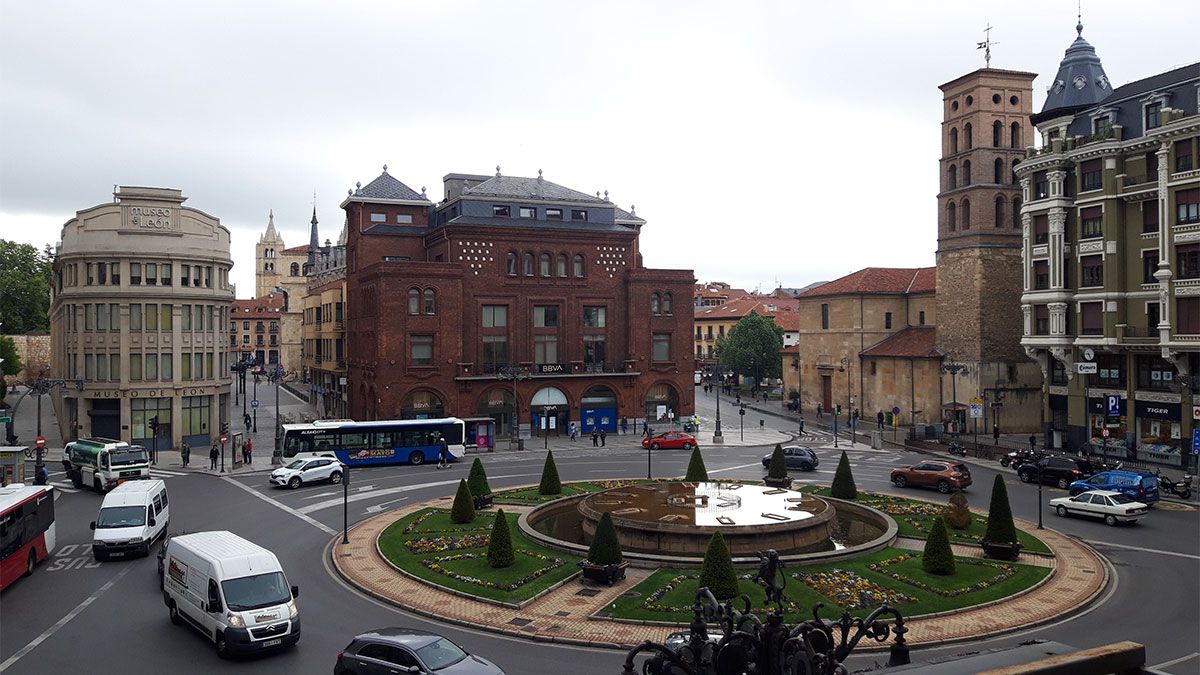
[110,447,149,466]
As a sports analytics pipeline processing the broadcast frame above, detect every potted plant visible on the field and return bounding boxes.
[578,512,627,585]
[980,474,1023,560]
[467,458,493,509]
[763,444,791,488]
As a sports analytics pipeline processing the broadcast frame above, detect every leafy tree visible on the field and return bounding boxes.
[830,451,857,499]
[0,241,53,334]
[486,509,514,568]
[713,311,784,383]
[684,446,708,482]
[767,444,787,479]
[983,474,1018,544]
[944,490,972,530]
[450,479,477,524]
[0,336,21,400]
[698,532,739,600]
[922,517,956,576]
[467,457,492,497]
[587,512,623,565]
[538,450,562,495]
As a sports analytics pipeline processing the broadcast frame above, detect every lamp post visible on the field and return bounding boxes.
[8,376,85,484]
[267,366,295,464]
[543,405,556,449]
[942,362,965,437]
[1036,457,1044,529]
[840,357,853,447]
[712,365,725,444]
[252,369,260,433]
[342,463,350,544]
[739,403,746,441]
[497,366,531,450]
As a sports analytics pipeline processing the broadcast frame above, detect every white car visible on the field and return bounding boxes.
[1049,489,1149,526]
[269,457,344,489]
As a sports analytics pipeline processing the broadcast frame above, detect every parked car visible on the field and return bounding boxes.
[270,457,345,489]
[1069,469,1160,504]
[761,446,819,471]
[890,461,972,494]
[1050,490,1149,526]
[641,432,698,450]
[335,628,504,675]
[1017,455,1096,489]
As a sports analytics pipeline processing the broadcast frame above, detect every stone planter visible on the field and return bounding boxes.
[578,560,628,586]
[980,539,1023,561]
[763,476,792,489]
[472,494,494,510]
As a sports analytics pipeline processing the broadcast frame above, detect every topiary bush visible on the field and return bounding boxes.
[587,512,623,565]
[922,517,957,576]
[467,457,492,497]
[538,450,562,495]
[767,444,788,480]
[450,479,477,524]
[944,489,972,530]
[684,447,709,482]
[486,509,514,568]
[984,474,1018,544]
[698,531,739,600]
[830,450,857,499]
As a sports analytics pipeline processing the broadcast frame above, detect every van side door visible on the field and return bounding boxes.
[203,578,223,637]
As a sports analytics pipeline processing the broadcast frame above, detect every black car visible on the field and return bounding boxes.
[1018,455,1096,489]
[335,628,504,675]
[761,446,819,471]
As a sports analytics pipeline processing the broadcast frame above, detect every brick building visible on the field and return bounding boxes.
[230,293,284,365]
[343,166,695,437]
[301,222,348,419]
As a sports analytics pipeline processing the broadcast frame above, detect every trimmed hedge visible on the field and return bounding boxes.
[767,444,787,479]
[538,450,562,495]
[984,474,1018,544]
[450,479,477,524]
[944,490,971,530]
[486,508,514,568]
[467,458,492,497]
[922,517,956,576]
[697,532,739,600]
[830,451,857,500]
[685,447,709,482]
[587,511,623,565]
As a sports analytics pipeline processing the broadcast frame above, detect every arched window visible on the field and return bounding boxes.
[539,253,550,277]
[963,160,972,185]
[947,202,957,231]
[290,262,300,276]
[992,121,1003,147]
[950,128,958,154]
[948,164,957,189]
[1012,159,1020,185]
[662,293,672,314]
[961,198,971,229]
[995,196,1005,228]
[1012,197,1021,228]
[573,254,584,277]
[650,293,661,314]
[964,122,973,149]
[523,252,534,276]
[408,288,420,315]
[506,252,517,276]
[1010,122,1021,149]
[994,158,1003,184]
[423,289,435,315]
[556,254,567,277]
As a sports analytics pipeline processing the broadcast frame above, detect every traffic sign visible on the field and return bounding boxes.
[739,408,746,416]
[891,406,901,415]
[1101,428,1110,439]
[1106,395,1121,417]
[969,397,984,419]
[251,399,259,409]
[1192,428,1200,455]
[35,436,45,449]
[220,434,228,445]
[0,415,11,424]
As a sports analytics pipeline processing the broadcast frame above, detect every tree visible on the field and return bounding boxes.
[450,479,477,524]
[467,457,492,497]
[0,241,53,334]
[983,474,1018,544]
[587,512,623,565]
[767,444,787,480]
[486,509,514,568]
[538,450,562,495]
[698,531,739,600]
[684,446,708,482]
[830,451,857,499]
[922,517,957,576]
[0,336,21,400]
[944,490,972,530]
[713,311,784,384]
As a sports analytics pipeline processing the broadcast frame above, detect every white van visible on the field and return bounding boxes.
[90,479,169,560]
[162,531,300,657]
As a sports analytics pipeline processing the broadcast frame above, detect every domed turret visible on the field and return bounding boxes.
[1037,19,1112,120]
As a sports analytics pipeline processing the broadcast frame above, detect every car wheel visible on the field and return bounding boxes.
[651,442,660,450]
[71,473,83,489]
[288,476,301,490]
[215,631,231,659]
[94,477,103,492]
[409,451,424,466]
[1055,505,1067,517]
[1068,488,1080,496]
[892,475,907,488]
[25,550,36,576]
[937,480,951,494]
[1104,514,1118,527]
[168,601,182,626]
[682,442,693,451]
[801,463,813,472]
[329,471,343,484]
[93,550,107,562]
[1018,471,1033,483]
[1056,477,1070,490]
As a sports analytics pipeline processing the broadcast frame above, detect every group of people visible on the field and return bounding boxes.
[184,436,253,471]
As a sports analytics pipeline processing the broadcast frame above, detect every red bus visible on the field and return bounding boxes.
[0,484,56,591]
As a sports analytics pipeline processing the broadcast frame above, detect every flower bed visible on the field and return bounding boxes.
[421,550,569,591]
[867,553,1017,598]
[641,573,802,615]
[402,509,492,535]
[795,569,917,610]
[404,534,491,554]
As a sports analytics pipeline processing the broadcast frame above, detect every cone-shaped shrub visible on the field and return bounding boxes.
[698,531,739,600]
[486,509,514,568]
[922,517,956,576]
[983,474,1018,544]
[450,479,477,524]
[944,489,972,530]
[467,457,492,497]
[587,512,623,565]
[830,451,857,499]
[767,444,788,479]
[684,446,709,482]
[538,450,562,495]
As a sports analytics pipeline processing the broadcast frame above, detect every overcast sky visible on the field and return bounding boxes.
[2,1,1197,297]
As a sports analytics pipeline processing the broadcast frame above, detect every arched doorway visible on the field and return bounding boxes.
[401,390,445,420]
[581,385,618,432]
[644,383,679,424]
[477,388,516,439]
[531,386,568,437]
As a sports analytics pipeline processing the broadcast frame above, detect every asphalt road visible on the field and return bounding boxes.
[2,386,1197,674]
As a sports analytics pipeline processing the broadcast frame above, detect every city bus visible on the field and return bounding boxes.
[0,483,56,591]
[280,418,466,467]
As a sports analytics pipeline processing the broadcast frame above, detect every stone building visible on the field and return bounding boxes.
[230,293,284,365]
[301,218,348,419]
[49,186,234,449]
[692,298,798,371]
[1016,21,1200,463]
[254,211,307,370]
[344,166,695,437]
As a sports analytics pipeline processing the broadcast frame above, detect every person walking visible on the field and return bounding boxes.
[181,441,190,467]
[245,438,253,465]
[437,436,451,469]
[816,403,823,419]
[621,418,628,435]
[993,424,1001,445]
[591,429,599,447]
[599,429,607,447]
[209,443,219,470]
[1028,433,1037,453]
[569,422,578,442]
[876,410,885,430]
[735,394,741,406]
[243,413,252,431]
[799,418,805,434]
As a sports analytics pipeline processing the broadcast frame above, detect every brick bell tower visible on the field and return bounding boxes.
[935,67,1045,433]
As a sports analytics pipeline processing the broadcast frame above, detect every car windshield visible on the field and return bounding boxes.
[415,638,468,670]
[1109,493,1137,504]
[221,572,291,611]
[96,505,147,528]
[285,460,308,470]
[110,447,149,466]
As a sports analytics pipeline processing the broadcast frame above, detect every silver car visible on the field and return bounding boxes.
[269,457,344,489]
[335,628,504,675]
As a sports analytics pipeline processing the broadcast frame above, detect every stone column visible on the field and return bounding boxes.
[1155,141,1173,341]
[1049,208,1067,289]
[1021,213,1033,291]
[1048,302,1068,336]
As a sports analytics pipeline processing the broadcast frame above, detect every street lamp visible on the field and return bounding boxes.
[840,357,854,447]
[543,405,556,449]
[942,362,965,437]
[712,364,725,444]
[1036,457,1044,530]
[739,403,746,441]
[8,376,85,484]
[267,366,295,464]
[497,366,531,450]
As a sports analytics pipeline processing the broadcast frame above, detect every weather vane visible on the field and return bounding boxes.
[977,22,998,68]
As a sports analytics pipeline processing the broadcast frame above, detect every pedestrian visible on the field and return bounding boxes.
[437,436,451,469]
[692,415,700,431]
[243,413,251,431]
[209,443,219,470]
[799,418,805,434]
[181,441,190,467]
[993,424,1001,445]
[1028,433,1037,452]
[600,429,607,447]
[816,403,823,419]
[245,438,253,465]
[877,410,885,429]
[621,418,629,435]
[735,394,741,405]
[763,392,768,403]
[569,422,578,442]
[591,429,599,447]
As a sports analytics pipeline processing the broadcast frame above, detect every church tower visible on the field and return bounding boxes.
[256,210,286,298]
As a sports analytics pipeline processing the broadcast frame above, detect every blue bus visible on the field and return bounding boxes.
[280,418,466,467]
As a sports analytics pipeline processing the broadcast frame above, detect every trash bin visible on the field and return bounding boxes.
[871,431,883,450]
[885,412,894,426]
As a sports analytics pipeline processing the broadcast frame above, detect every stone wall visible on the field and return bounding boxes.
[2,334,51,385]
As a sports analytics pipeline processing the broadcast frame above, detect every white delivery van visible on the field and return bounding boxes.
[90,479,169,560]
[162,531,300,657]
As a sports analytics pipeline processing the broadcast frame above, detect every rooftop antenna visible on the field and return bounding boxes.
[1076,0,1083,36]
[977,22,998,68]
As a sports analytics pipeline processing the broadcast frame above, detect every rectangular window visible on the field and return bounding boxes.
[652,333,671,361]
[582,306,606,328]
[533,305,559,327]
[130,303,142,330]
[144,352,158,380]
[1145,101,1162,130]
[918,310,926,325]
[85,354,95,379]
[1080,302,1103,335]
[570,209,587,222]
[482,335,508,369]
[1148,302,1161,335]
[1079,207,1103,238]
[534,335,558,364]
[193,265,201,287]
[160,304,172,329]
[160,353,172,380]
[821,303,829,330]
[1176,139,1194,172]
[396,214,413,224]
[159,263,171,286]
[884,312,892,330]
[583,335,606,366]
[518,206,535,219]
[109,354,120,380]
[243,320,250,330]
[1080,255,1104,288]
[1034,305,1050,335]
[410,334,433,366]
[492,205,510,218]
[1178,298,1200,335]
[546,208,562,220]
[97,263,107,285]
[86,263,94,285]
[180,353,191,379]
[1080,159,1102,191]
[180,264,190,286]
[96,303,109,331]
[1143,203,1159,234]
[1178,189,1200,225]
[145,303,158,330]
[1177,243,1200,280]
[718,325,725,337]
[206,353,213,378]
[1033,171,1049,199]
[145,262,157,285]
[84,304,95,330]
[370,213,387,223]
[110,262,120,285]
[204,266,212,288]
[1143,251,1160,284]
[181,305,192,330]
[1034,260,1050,289]
[109,304,119,331]
[1033,214,1049,244]
[706,326,713,339]
[95,354,107,381]
[1136,356,1175,391]
[129,354,142,381]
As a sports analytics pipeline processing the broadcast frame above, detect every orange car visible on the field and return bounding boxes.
[890,461,972,494]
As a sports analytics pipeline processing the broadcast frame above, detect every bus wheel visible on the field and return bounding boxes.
[71,472,83,489]
[409,451,424,466]
[94,477,103,492]
[26,550,36,576]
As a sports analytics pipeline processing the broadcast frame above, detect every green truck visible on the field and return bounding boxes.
[62,438,150,492]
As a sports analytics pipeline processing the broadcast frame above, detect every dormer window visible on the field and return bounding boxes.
[1145,101,1163,130]
[571,209,587,222]
[518,207,535,219]
[546,208,562,220]
[492,205,510,218]
[370,213,386,223]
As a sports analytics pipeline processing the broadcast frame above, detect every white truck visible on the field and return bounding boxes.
[62,438,150,492]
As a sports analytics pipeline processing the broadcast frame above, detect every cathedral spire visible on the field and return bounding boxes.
[307,205,319,269]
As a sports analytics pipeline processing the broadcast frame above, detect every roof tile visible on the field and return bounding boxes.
[797,267,936,298]
[859,326,942,359]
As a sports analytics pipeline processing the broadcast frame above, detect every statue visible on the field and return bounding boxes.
[752,549,786,610]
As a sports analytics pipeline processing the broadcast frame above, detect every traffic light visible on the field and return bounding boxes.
[149,416,159,433]
[836,404,842,416]
[221,422,230,435]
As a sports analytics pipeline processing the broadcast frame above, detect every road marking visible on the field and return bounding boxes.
[48,482,79,493]
[1084,539,1200,560]
[354,484,376,492]
[0,562,134,671]
[365,497,409,513]
[296,473,539,514]
[222,476,337,535]
[708,462,762,475]
[1151,652,1199,670]
[149,468,187,476]
[300,490,343,500]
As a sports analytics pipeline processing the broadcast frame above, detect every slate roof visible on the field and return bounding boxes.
[1104,62,1200,104]
[463,174,607,204]
[444,215,635,233]
[796,267,936,298]
[614,206,645,223]
[1039,23,1112,117]
[860,326,942,359]
[354,170,428,202]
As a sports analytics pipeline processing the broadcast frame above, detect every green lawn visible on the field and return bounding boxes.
[378,508,582,603]
[605,547,1050,624]
[493,479,658,505]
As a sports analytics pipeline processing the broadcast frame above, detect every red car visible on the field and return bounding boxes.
[641,432,698,450]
